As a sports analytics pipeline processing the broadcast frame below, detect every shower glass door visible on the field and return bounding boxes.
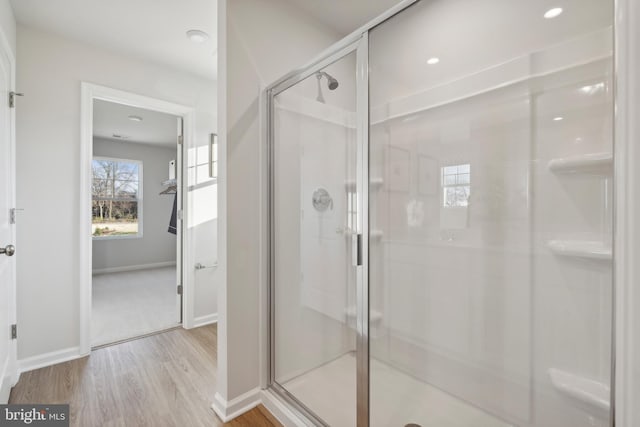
[368,1,613,427]
[269,44,363,425]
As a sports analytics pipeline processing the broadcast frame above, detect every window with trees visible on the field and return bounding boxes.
[92,157,142,238]
[442,164,470,207]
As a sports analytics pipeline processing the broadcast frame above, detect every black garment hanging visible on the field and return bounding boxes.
[168,193,177,235]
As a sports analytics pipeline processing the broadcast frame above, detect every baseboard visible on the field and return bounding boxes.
[17,347,84,375]
[0,356,11,404]
[92,261,176,275]
[193,313,218,328]
[261,389,312,427]
[211,388,261,422]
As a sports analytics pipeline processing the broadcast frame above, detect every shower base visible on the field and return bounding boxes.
[282,353,513,427]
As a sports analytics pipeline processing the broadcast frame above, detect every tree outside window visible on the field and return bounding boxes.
[92,158,142,238]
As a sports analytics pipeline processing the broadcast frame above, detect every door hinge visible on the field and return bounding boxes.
[177,209,183,221]
[10,208,23,225]
[11,324,17,339]
[9,91,23,108]
[177,285,183,295]
[178,135,183,145]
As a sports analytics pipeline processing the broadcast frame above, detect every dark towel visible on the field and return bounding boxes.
[168,193,177,235]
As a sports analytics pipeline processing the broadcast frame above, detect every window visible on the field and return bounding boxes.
[188,134,217,188]
[442,164,470,207]
[92,157,142,238]
[187,135,218,227]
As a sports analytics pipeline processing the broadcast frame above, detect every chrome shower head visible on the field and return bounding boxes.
[316,71,339,90]
[326,74,339,90]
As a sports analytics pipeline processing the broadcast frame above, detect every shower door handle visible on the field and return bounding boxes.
[352,234,362,267]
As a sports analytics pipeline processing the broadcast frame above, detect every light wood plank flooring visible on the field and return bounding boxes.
[9,325,280,427]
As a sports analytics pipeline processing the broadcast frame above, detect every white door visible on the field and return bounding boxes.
[176,117,183,323]
[0,39,16,403]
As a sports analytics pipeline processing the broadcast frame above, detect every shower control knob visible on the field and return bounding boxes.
[0,244,15,256]
[312,188,333,212]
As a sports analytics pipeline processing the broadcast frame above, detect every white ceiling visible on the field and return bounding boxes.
[283,0,402,35]
[93,100,178,148]
[9,0,217,80]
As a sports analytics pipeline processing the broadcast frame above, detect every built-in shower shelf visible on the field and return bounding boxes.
[547,240,612,261]
[548,368,610,412]
[370,230,383,240]
[548,152,612,175]
[344,177,384,191]
[345,307,383,325]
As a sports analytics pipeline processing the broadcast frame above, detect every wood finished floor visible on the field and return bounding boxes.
[9,325,281,427]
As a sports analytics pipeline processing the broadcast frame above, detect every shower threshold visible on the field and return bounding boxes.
[282,353,514,427]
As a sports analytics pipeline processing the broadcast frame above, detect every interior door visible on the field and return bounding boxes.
[176,116,184,324]
[0,40,16,403]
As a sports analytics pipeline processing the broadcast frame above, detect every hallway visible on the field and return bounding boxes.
[9,325,278,427]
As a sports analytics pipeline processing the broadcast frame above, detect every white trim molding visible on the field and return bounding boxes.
[79,82,195,355]
[260,389,313,427]
[17,347,84,375]
[192,313,218,328]
[92,261,176,276]
[211,388,261,423]
[0,356,11,403]
[614,0,640,425]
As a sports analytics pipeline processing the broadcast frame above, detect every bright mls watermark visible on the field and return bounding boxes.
[0,405,69,427]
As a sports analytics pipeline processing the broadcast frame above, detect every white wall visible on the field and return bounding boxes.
[15,25,217,360]
[92,138,177,271]
[0,0,14,57]
[218,0,343,407]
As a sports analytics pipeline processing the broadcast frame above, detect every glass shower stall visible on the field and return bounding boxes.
[265,0,614,426]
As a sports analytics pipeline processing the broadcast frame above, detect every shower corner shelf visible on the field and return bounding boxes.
[547,240,612,261]
[370,230,383,240]
[547,152,613,175]
[548,368,610,413]
[345,306,383,325]
[344,177,384,191]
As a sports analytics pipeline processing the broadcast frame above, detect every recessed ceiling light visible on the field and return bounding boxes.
[187,29,209,43]
[580,82,605,95]
[553,116,564,121]
[544,7,563,19]
[427,57,440,65]
[128,115,143,122]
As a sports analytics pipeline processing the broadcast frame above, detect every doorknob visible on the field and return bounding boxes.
[0,244,15,256]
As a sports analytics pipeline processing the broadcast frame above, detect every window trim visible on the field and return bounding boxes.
[91,156,144,240]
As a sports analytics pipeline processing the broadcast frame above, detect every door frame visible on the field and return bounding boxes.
[79,83,195,355]
[0,18,17,398]
[613,0,640,425]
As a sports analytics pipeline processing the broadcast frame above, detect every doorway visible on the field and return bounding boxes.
[80,84,194,352]
[90,99,183,347]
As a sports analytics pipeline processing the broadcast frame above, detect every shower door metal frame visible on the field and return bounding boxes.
[265,34,368,427]
[263,0,618,426]
[264,1,420,426]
